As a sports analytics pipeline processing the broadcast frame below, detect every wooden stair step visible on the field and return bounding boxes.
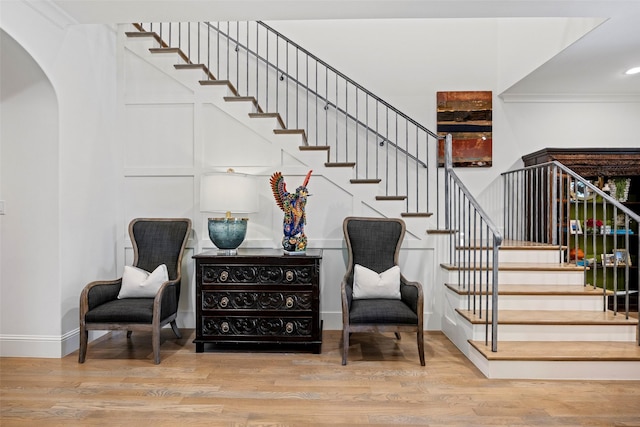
[401,212,433,218]
[441,262,586,271]
[149,47,181,54]
[376,195,407,201]
[350,179,382,184]
[125,31,156,38]
[273,129,308,144]
[470,340,640,361]
[445,283,612,296]
[456,309,638,325]
[199,79,239,96]
[427,228,457,235]
[174,63,204,70]
[249,112,286,129]
[299,145,330,151]
[174,63,216,80]
[325,162,356,168]
[224,96,263,113]
[460,240,563,251]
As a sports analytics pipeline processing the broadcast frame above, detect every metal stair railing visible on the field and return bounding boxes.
[135,21,440,215]
[444,134,503,351]
[502,162,640,331]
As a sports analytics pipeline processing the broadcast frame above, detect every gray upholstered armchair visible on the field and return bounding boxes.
[79,218,191,364]
[341,217,425,366]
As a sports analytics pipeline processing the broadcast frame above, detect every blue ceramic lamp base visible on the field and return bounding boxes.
[208,217,248,255]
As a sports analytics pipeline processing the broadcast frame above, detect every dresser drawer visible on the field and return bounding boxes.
[201,264,316,285]
[201,316,314,338]
[202,290,313,311]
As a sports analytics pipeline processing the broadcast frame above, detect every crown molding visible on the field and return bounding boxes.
[500,93,640,103]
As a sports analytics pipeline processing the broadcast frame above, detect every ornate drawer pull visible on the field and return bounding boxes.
[285,297,294,308]
[285,322,294,333]
[220,296,229,308]
[221,321,230,333]
[285,270,294,282]
[219,271,229,282]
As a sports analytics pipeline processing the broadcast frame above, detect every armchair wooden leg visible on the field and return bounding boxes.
[126,331,132,338]
[170,320,182,338]
[342,328,349,365]
[417,330,425,366]
[152,327,161,364]
[394,332,401,340]
[78,326,88,363]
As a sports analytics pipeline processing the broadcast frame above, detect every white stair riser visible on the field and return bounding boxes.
[445,269,585,285]
[468,349,640,380]
[456,249,560,264]
[446,291,605,311]
[469,323,637,342]
[498,250,561,264]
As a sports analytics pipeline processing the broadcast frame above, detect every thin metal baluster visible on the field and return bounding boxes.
[385,106,389,195]
[226,22,230,81]
[306,54,309,144]
[245,21,249,97]
[235,23,239,94]
[335,73,339,158]
[315,61,318,146]
[295,46,299,128]
[276,35,279,115]
[324,67,328,149]
[265,24,269,111]
[197,23,201,67]
[394,113,398,196]
[344,82,348,161]
[208,23,212,80]
[405,121,409,212]
[375,102,379,179]
[286,42,289,126]
[365,94,369,177]
[355,87,359,175]
[215,22,219,81]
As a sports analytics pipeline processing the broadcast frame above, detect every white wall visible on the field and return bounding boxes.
[2,5,639,358]
[0,1,119,357]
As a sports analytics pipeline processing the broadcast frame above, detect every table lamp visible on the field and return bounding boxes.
[200,169,258,255]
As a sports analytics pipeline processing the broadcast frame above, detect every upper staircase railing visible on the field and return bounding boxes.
[444,135,503,351]
[134,21,440,215]
[502,162,640,323]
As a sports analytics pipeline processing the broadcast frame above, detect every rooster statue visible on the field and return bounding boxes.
[270,170,312,253]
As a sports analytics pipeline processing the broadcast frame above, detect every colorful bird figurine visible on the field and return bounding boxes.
[270,170,312,253]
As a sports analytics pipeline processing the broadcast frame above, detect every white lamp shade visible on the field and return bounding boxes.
[200,172,258,214]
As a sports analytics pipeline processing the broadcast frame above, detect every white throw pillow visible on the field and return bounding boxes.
[117,264,169,299]
[352,264,401,300]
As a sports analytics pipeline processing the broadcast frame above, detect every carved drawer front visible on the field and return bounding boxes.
[201,316,314,337]
[201,264,315,285]
[202,291,313,311]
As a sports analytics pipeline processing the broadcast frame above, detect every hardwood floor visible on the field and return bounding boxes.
[2,329,640,426]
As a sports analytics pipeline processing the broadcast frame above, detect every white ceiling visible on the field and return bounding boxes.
[51,0,640,99]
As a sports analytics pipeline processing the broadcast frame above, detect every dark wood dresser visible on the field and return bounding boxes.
[193,249,322,353]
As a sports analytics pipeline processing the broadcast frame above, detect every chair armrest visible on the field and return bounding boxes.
[400,276,423,314]
[81,279,122,313]
[154,277,181,322]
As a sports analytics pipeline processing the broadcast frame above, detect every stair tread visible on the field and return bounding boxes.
[456,309,638,325]
[351,179,382,184]
[376,195,407,200]
[441,262,586,271]
[470,340,640,361]
[445,283,613,296]
[460,239,563,251]
[401,212,433,217]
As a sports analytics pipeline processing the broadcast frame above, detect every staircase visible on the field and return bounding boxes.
[441,240,640,379]
[123,23,640,380]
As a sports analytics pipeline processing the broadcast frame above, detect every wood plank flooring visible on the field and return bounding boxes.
[2,329,640,426]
